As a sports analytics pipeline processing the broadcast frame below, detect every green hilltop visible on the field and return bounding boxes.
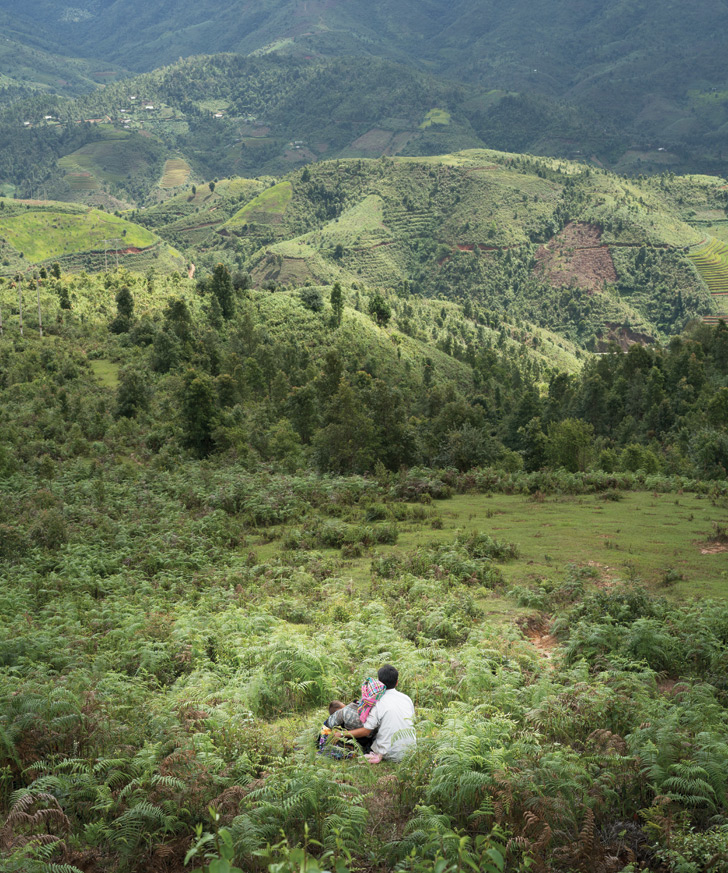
[0,199,184,273]
[137,148,727,346]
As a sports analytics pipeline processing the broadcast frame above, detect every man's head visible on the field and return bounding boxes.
[378,664,398,689]
[329,700,345,715]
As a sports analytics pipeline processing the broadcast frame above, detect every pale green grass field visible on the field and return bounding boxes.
[0,209,158,261]
[257,492,728,609]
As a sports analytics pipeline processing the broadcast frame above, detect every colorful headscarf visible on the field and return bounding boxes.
[357,677,386,724]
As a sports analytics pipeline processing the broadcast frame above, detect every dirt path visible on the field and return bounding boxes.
[525,628,558,661]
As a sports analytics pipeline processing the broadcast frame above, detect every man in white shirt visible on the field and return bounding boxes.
[336,664,416,762]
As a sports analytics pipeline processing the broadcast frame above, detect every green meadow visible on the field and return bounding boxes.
[0,208,158,261]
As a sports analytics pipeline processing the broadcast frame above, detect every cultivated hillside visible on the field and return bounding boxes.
[139,149,726,345]
[1,0,727,173]
[0,199,184,273]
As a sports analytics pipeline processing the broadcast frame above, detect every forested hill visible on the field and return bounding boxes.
[1,1,728,174]
[136,150,727,346]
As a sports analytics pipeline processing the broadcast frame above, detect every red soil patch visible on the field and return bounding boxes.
[534,222,617,293]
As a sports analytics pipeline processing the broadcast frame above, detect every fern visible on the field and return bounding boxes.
[230,762,367,866]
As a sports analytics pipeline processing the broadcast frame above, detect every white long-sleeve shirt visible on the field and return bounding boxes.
[363,688,416,761]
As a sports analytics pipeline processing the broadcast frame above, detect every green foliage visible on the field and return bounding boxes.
[330,283,343,329]
[210,263,235,321]
[367,292,391,327]
[299,287,324,313]
[181,369,217,457]
[0,249,727,873]
[231,763,367,865]
[115,367,151,418]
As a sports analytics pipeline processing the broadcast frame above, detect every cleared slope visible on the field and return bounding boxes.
[0,199,183,272]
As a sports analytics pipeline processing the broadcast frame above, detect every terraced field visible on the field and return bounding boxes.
[688,237,728,318]
[160,158,191,188]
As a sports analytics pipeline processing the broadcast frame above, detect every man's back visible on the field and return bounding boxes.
[363,688,416,761]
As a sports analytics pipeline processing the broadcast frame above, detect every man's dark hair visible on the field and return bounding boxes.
[378,664,398,689]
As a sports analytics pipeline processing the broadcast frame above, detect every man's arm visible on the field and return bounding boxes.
[341,726,372,738]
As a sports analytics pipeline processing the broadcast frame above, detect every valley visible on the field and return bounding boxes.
[0,4,727,872]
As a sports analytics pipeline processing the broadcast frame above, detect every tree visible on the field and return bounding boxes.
[313,380,376,473]
[707,387,728,427]
[164,298,193,343]
[546,418,594,472]
[115,367,151,418]
[368,292,391,326]
[210,263,235,320]
[299,286,324,312]
[180,370,217,457]
[116,286,134,319]
[330,282,344,327]
[110,285,134,333]
[519,417,548,471]
[689,428,728,480]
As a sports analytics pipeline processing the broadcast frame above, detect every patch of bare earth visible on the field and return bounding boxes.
[534,222,617,293]
[364,774,408,845]
[596,323,655,351]
[699,542,728,555]
[519,615,557,661]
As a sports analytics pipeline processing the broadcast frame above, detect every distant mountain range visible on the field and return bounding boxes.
[0,0,727,175]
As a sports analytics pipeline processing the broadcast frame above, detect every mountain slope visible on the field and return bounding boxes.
[172,149,723,344]
[0,198,184,272]
[1,0,726,174]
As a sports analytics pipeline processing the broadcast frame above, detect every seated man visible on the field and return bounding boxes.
[335,664,415,762]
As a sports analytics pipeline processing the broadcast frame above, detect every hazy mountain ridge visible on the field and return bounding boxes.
[0,0,727,173]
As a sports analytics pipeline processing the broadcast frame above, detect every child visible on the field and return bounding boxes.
[317,679,386,756]
[325,699,363,731]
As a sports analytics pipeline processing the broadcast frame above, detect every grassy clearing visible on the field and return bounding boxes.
[0,209,159,261]
[224,181,293,228]
[89,358,120,388]
[261,491,728,602]
[420,108,452,128]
